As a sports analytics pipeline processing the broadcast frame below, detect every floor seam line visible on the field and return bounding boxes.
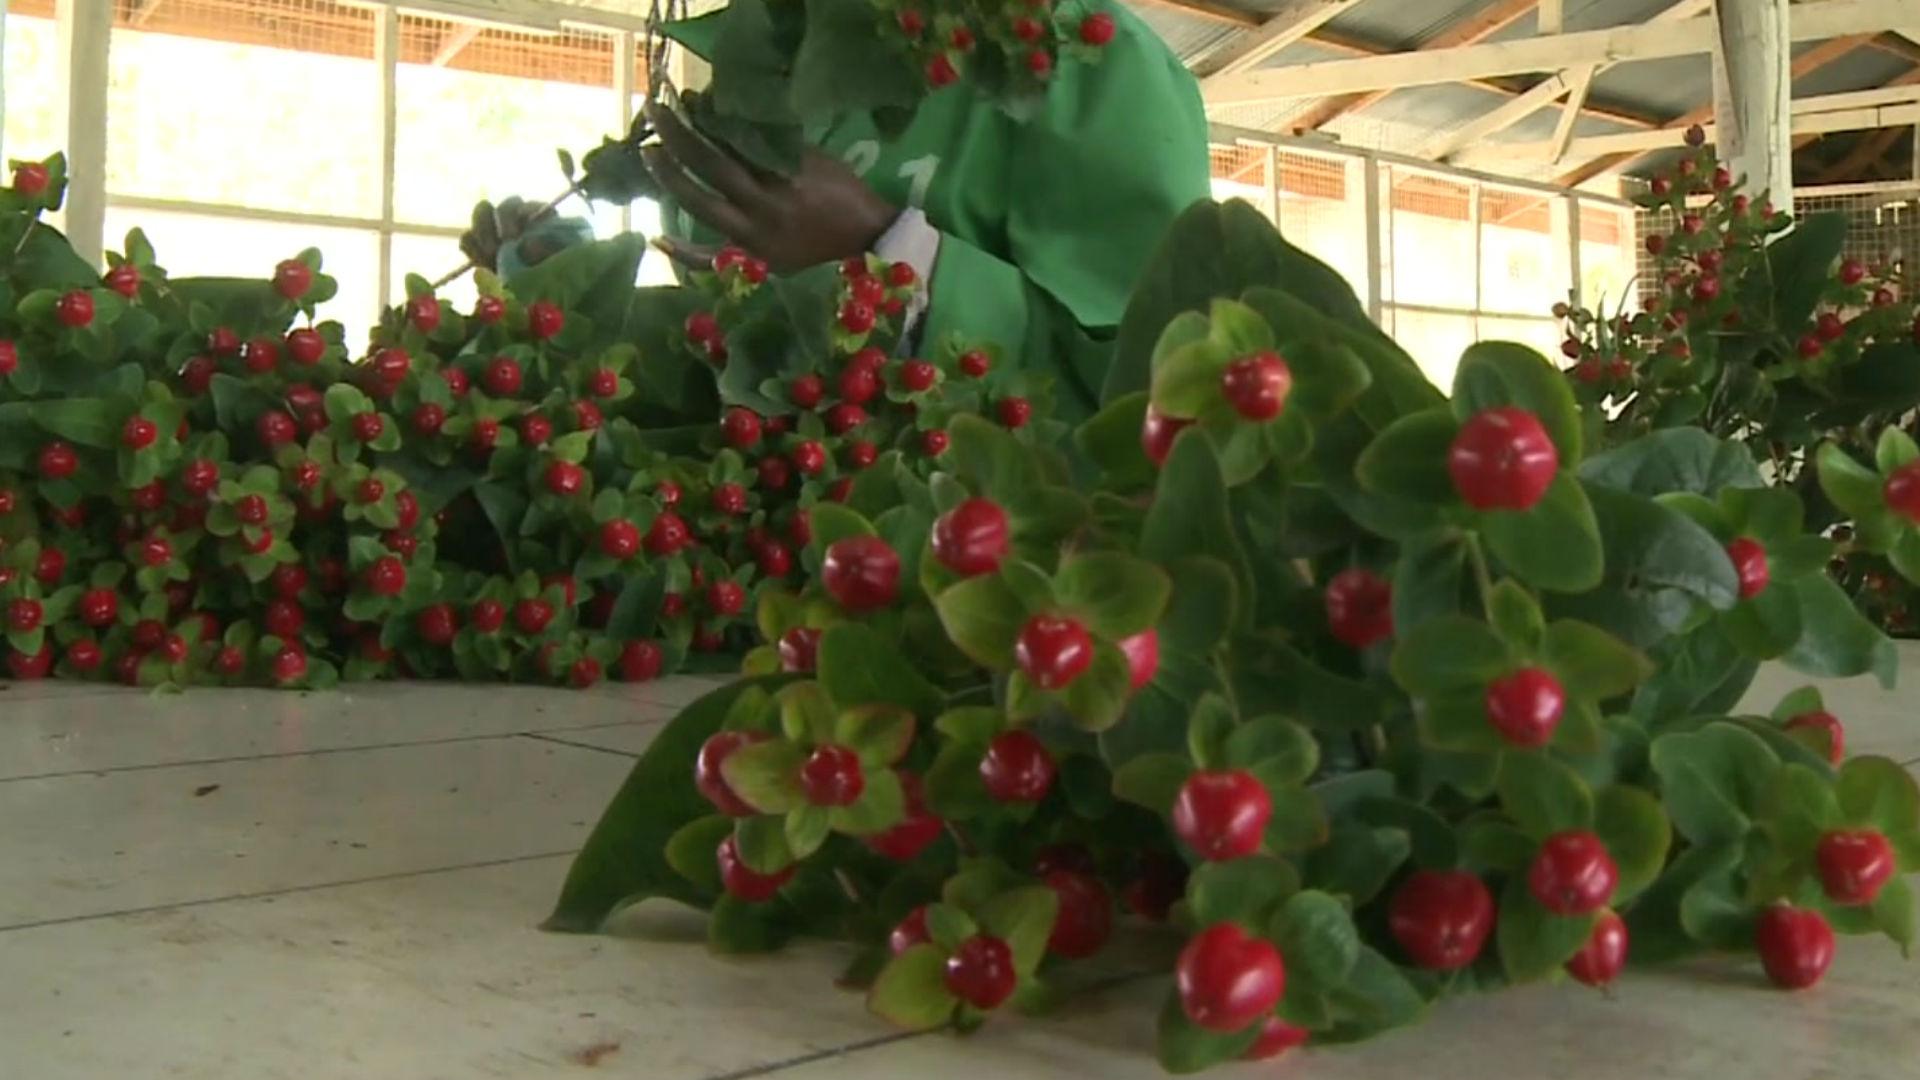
[0,849,579,935]
[519,732,643,758]
[700,1031,932,1080]
[0,730,533,784]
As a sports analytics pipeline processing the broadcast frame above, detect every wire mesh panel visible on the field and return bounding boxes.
[1796,188,1918,281]
[1580,201,1636,310]
[1479,185,1565,317]
[3,10,60,161]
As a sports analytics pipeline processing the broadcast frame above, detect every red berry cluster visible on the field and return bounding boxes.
[894,2,1118,90]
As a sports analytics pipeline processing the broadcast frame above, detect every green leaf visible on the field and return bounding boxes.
[663,814,733,894]
[1837,756,1920,837]
[1227,715,1319,785]
[545,677,794,931]
[1161,557,1238,654]
[1155,991,1260,1073]
[1321,947,1426,1042]
[977,886,1059,974]
[1873,875,1915,956]
[1265,785,1331,853]
[33,398,115,448]
[734,814,793,874]
[1112,752,1193,816]
[1452,341,1583,466]
[1141,431,1253,613]
[933,573,1025,669]
[1648,723,1779,846]
[836,706,917,768]
[1270,889,1360,988]
[1593,785,1672,903]
[1187,694,1236,767]
[808,502,876,550]
[1151,337,1232,419]
[1497,753,1594,838]
[817,623,945,717]
[831,767,906,836]
[1626,841,1740,963]
[868,945,958,1029]
[1548,486,1742,649]
[1542,619,1651,701]
[1392,531,1468,631]
[1488,580,1545,652]
[1676,865,1752,949]
[1355,408,1459,504]
[1780,576,1898,688]
[1480,475,1603,593]
[1059,642,1135,732]
[1189,856,1299,927]
[778,681,837,743]
[1497,876,1596,982]
[1770,212,1847,330]
[1305,824,1411,905]
[1817,442,1888,521]
[1075,392,1155,489]
[1578,427,1764,497]
[1054,553,1172,640]
[785,805,832,860]
[708,893,795,954]
[1390,615,1509,696]
[788,0,920,122]
[720,740,807,815]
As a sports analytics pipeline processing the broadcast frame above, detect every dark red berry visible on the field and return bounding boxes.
[996,397,1031,429]
[1220,352,1291,421]
[1079,12,1116,45]
[1325,567,1393,649]
[1815,829,1896,905]
[889,906,931,955]
[1485,667,1565,748]
[822,536,900,611]
[1727,537,1769,599]
[1755,905,1834,990]
[1528,830,1618,915]
[777,627,821,673]
[943,935,1017,1010]
[1785,710,1844,765]
[1388,870,1495,971]
[55,290,95,328]
[37,441,78,480]
[273,259,313,299]
[513,598,554,635]
[722,407,762,449]
[1566,909,1629,987]
[1176,923,1284,1033]
[931,498,1010,577]
[1014,615,1093,691]
[483,356,522,397]
[1449,407,1559,511]
[1172,769,1272,861]
[617,639,664,681]
[979,730,1055,803]
[717,835,793,902]
[526,301,565,340]
[800,744,865,807]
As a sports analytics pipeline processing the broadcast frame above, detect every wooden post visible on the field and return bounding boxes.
[1714,0,1793,212]
[615,30,635,234]
[55,0,111,267]
[375,6,399,309]
[1362,155,1383,324]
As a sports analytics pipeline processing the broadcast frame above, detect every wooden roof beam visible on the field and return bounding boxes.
[1287,0,1540,132]
[1194,0,1370,82]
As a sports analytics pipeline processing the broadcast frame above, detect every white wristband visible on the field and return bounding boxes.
[873,207,941,340]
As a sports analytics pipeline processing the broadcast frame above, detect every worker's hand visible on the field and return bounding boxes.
[458,197,558,272]
[642,102,899,276]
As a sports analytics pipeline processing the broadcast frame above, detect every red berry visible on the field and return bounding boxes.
[948,25,975,51]
[441,367,469,396]
[1815,829,1896,905]
[588,368,619,399]
[979,730,1055,803]
[1528,830,1618,915]
[997,397,1032,430]
[599,519,641,560]
[1079,12,1116,46]
[264,599,305,639]
[12,161,49,196]
[1645,233,1667,256]
[472,296,505,324]
[944,935,1017,1010]
[722,407,763,450]
[469,599,506,635]
[921,429,950,457]
[1388,870,1495,970]
[645,511,691,557]
[1026,49,1053,77]
[520,414,553,448]
[684,310,719,345]
[959,350,991,378]
[839,299,878,335]
[232,494,269,526]
[1176,923,1285,1033]
[1884,462,1920,524]
[822,536,900,611]
[1726,537,1769,599]
[1485,667,1565,748]
[926,55,960,88]
[887,262,917,288]
[889,906,931,955]
[825,403,867,435]
[372,347,410,385]
[1220,351,1292,421]
[1448,407,1559,511]
[55,289,94,328]
[406,293,441,333]
[617,639,664,681]
[351,412,386,443]
[1172,769,1273,861]
[1014,615,1094,691]
[717,834,794,902]
[850,275,887,308]
[207,327,240,355]
[844,440,878,470]
[931,498,1010,577]
[1566,909,1630,987]
[896,360,937,393]
[777,627,821,673]
[273,259,313,299]
[257,411,297,447]
[526,301,565,340]
[1693,276,1722,303]
[120,415,158,451]
[897,8,925,37]
[79,588,119,627]
[1244,1018,1311,1061]
[483,356,522,397]
[271,645,308,684]
[838,364,879,406]
[411,402,447,437]
[1785,709,1844,765]
[288,460,320,491]
[416,604,459,646]
[355,477,385,505]
[1118,628,1160,691]
[65,640,103,673]
[1838,258,1867,286]
[512,598,554,636]
[8,643,53,680]
[6,598,43,633]
[1755,905,1834,990]
[789,374,825,409]
[38,441,78,480]
[0,340,16,378]
[566,657,602,689]
[867,771,941,861]
[32,547,64,586]
[544,460,585,497]
[105,263,141,298]
[757,541,794,579]
[363,556,407,597]
[707,581,746,617]
[1140,403,1192,467]
[800,744,865,807]
[1325,567,1393,649]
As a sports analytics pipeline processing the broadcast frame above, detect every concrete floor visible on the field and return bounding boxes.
[0,656,1915,1079]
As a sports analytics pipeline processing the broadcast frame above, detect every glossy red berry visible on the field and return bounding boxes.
[105,263,141,298]
[1118,628,1160,691]
[931,498,1010,577]
[55,290,95,328]
[257,410,297,447]
[921,429,950,457]
[1815,829,1896,905]
[405,293,441,334]
[38,441,78,480]
[1038,870,1112,959]
[363,556,407,597]
[822,536,900,611]
[271,645,308,684]
[120,415,158,451]
[65,640,103,673]
[777,627,821,673]
[1449,407,1559,511]
[1388,870,1495,970]
[6,598,43,633]
[722,407,762,450]
[1528,830,1619,915]
[645,512,691,557]
[1838,258,1867,286]
[789,374,825,410]
[684,310,719,345]
[599,519,641,560]
[839,300,876,335]
[757,540,794,579]
[1176,923,1284,1033]
[1693,276,1722,304]
[1015,615,1094,691]
[1079,12,1116,45]
[513,598,554,635]
[1220,351,1292,421]
[8,643,54,680]
[1244,1018,1311,1061]
[944,935,1017,1009]
[483,356,522,397]
[996,397,1032,429]
[694,731,767,817]
[0,340,16,377]
[468,599,507,635]
[926,54,960,88]
[1026,48,1053,77]
[472,296,505,325]
[617,639,664,682]
[1755,905,1834,990]
[526,301,565,340]
[273,259,313,299]
[707,581,746,617]
[717,835,794,902]
[1485,667,1566,748]
[544,460,585,497]
[416,604,459,646]
[898,360,937,392]
[12,161,49,196]
[1325,567,1393,648]
[1140,403,1192,467]
[799,744,865,807]
[979,730,1055,803]
[889,906,931,955]
[959,350,991,378]
[351,412,385,443]
[825,403,867,435]
[1566,909,1629,987]
[1726,537,1769,599]
[1884,461,1920,523]
[1172,769,1273,861]
[838,364,879,406]
[1784,709,1844,765]
[868,771,941,861]
[79,588,119,627]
